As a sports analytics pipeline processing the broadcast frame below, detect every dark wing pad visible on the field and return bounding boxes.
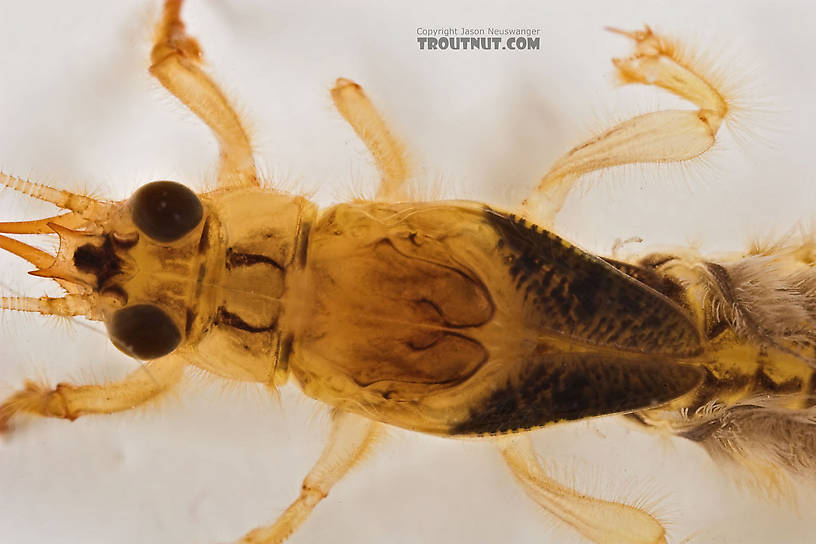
[453,352,703,435]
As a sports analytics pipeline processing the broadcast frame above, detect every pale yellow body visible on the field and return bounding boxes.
[1,3,814,544]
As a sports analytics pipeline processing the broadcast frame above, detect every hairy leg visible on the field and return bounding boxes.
[523,26,730,228]
[0,355,185,432]
[497,434,666,544]
[151,0,258,189]
[331,78,409,201]
[237,410,379,544]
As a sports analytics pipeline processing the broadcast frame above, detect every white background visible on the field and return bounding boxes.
[1,1,815,543]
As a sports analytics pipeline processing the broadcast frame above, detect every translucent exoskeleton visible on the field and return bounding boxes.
[1,1,812,541]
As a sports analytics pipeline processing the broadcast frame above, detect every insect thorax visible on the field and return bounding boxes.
[181,188,317,384]
[282,202,704,436]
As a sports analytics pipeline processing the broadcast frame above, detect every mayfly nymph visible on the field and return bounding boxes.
[1,2,814,543]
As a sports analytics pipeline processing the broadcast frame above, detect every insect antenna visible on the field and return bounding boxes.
[0,294,94,318]
[0,171,108,217]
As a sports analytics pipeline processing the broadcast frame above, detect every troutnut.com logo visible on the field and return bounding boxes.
[417,27,541,51]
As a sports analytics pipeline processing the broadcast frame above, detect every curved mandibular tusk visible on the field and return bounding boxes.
[0,212,87,235]
[0,234,56,269]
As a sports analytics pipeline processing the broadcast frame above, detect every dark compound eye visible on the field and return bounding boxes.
[129,181,203,243]
[108,304,182,360]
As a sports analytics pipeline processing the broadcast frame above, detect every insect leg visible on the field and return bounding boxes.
[497,434,667,544]
[237,410,379,544]
[0,355,185,433]
[522,26,730,228]
[331,78,409,200]
[150,0,258,189]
